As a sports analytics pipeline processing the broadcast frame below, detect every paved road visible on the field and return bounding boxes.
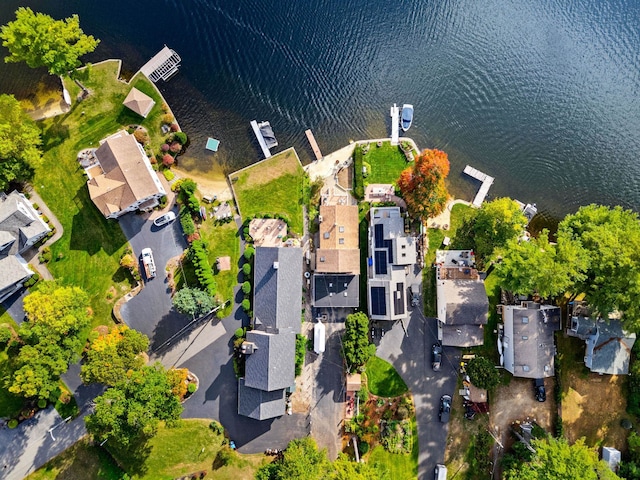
[376,279,459,480]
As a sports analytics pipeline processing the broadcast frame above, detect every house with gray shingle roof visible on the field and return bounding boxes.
[0,191,50,301]
[500,301,561,378]
[568,302,636,375]
[238,246,302,420]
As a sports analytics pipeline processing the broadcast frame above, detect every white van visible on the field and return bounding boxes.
[435,464,447,480]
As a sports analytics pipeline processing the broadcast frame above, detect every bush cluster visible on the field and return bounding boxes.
[187,240,216,296]
[353,146,364,199]
[295,334,306,376]
[24,272,40,288]
[179,206,196,236]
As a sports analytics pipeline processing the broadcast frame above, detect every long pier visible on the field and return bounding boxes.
[250,120,272,159]
[390,104,400,145]
[305,129,323,161]
[463,165,494,207]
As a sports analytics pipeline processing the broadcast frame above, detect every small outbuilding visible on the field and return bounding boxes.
[216,256,231,271]
[123,87,155,118]
[602,446,621,472]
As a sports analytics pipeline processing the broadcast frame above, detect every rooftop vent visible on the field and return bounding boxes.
[273,262,279,270]
[241,341,257,354]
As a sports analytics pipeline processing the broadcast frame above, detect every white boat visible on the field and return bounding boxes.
[401,104,413,131]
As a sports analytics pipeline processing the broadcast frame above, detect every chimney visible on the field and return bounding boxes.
[241,341,257,355]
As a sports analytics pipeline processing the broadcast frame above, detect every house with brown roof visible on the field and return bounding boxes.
[0,191,50,302]
[123,87,155,118]
[313,205,360,308]
[87,131,166,219]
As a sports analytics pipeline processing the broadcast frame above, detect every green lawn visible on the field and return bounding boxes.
[199,220,240,317]
[362,142,410,186]
[365,356,408,397]
[25,438,124,480]
[33,60,170,327]
[232,149,305,235]
[368,417,418,480]
[108,419,267,479]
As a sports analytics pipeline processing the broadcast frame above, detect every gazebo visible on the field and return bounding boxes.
[123,87,155,118]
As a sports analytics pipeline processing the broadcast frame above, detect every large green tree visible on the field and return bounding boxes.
[172,287,215,317]
[558,205,640,331]
[504,437,619,480]
[397,149,450,221]
[459,197,527,269]
[465,355,500,390]
[10,282,90,399]
[81,324,149,386]
[0,93,41,190]
[495,229,588,299]
[342,312,376,372]
[0,7,99,76]
[85,363,183,447]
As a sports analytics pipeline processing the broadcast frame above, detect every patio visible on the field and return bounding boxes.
[249,218,287,247]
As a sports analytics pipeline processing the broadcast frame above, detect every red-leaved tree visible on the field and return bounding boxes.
[397,149,450,221]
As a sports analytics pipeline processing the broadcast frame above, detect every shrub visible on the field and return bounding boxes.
[241,299,250,311]
[0,326,12,347]
[295,334,306,376]
[37,399,47,409]
[396,406,409,420]
[161,143,170,152]
[242,263,251,276]
[158,195,168,208]
[133,129,149,144]
[187,383,197,394]
[358,440,369,455]
[179,207,196,236]
[209,420,224,435]
[162,154,175,167]
[242,281,251,295]
[244,246,255,261]
[8,419,18,429]
[353,146,364,199]
[169,142,182,154]
[186,240,216,296]
[163,169,175,181]
[161,113,174,124]
[32,203,39,210]
[39,247,52,263]
[23,272,40,288]
[234,327,245,339]
[170,123,179,132]
[173,131,188,144]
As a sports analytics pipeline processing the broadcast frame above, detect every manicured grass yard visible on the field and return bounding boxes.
[362,141,410,186]
[232,148,305,235]
[34,60,168,327]
[365,356,408,397]
[198,219,240,317]
[368,417,418,480]
[25,438,124,480]
[108,419,267,479]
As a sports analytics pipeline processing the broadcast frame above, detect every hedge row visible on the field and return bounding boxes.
[180,206,196,236]
[187,240,216,296]
[353,146,364,199]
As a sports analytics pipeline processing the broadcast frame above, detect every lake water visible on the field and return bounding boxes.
[1,0,639,224]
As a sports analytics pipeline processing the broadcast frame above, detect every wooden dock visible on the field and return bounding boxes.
[463,165,494,207]
[390,104,400,145]
[250,120,272,159]
[305,129,323,161]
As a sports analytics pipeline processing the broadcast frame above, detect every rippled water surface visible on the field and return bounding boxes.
[1,0,639,221]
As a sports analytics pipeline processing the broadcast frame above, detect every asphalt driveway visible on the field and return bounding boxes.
[376,303,459,479]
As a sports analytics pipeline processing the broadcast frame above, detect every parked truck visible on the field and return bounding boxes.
[141,248,156,280]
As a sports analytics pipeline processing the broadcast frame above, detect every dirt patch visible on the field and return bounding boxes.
[562,372,628,450]
[235,149,302,188]
[491,377,555,440]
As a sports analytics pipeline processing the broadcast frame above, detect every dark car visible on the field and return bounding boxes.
[439,394,452,423]
[431,343,443,371]
[534,378,546,402]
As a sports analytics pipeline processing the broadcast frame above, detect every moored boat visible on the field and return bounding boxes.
[401,104,413,131]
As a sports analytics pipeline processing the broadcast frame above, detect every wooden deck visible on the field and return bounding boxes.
[250,120,272,159]
[305,129,323,161]
[140,46,181,82]
[463,165,494,207]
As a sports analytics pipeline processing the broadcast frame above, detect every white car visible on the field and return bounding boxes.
[153,211,176,227]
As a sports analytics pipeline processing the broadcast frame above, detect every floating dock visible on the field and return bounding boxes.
[463,165,494,207]
[140,46,181,83]
[250,120,272,159]
[390,104,400,145]
[305,129,323,161]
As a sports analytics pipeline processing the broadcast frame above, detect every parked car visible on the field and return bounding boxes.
[431,343,443,371]
[410,283,421,307]
[439,394,452,423]
[534,378,546,402]
[435,464,448,480]
[153,211,176,227]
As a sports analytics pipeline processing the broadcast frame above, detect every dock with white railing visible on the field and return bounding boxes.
[463,165,494,207]
[390,104,400,145]
[250,120,272,159]
[305,129,323,161]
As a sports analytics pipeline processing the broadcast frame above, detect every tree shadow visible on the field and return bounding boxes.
[107,437,153,477]
[41,123,70,152]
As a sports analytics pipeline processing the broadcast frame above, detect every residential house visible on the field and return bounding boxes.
[500,301,561,378]
[568,302,636,375]
[238,246,302,420]
[313,204,360,308]
[0,191,50,301]
[435,250,488,347]
[367,207,417,321]
[86,131,166,219]
[122,87,155,118]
